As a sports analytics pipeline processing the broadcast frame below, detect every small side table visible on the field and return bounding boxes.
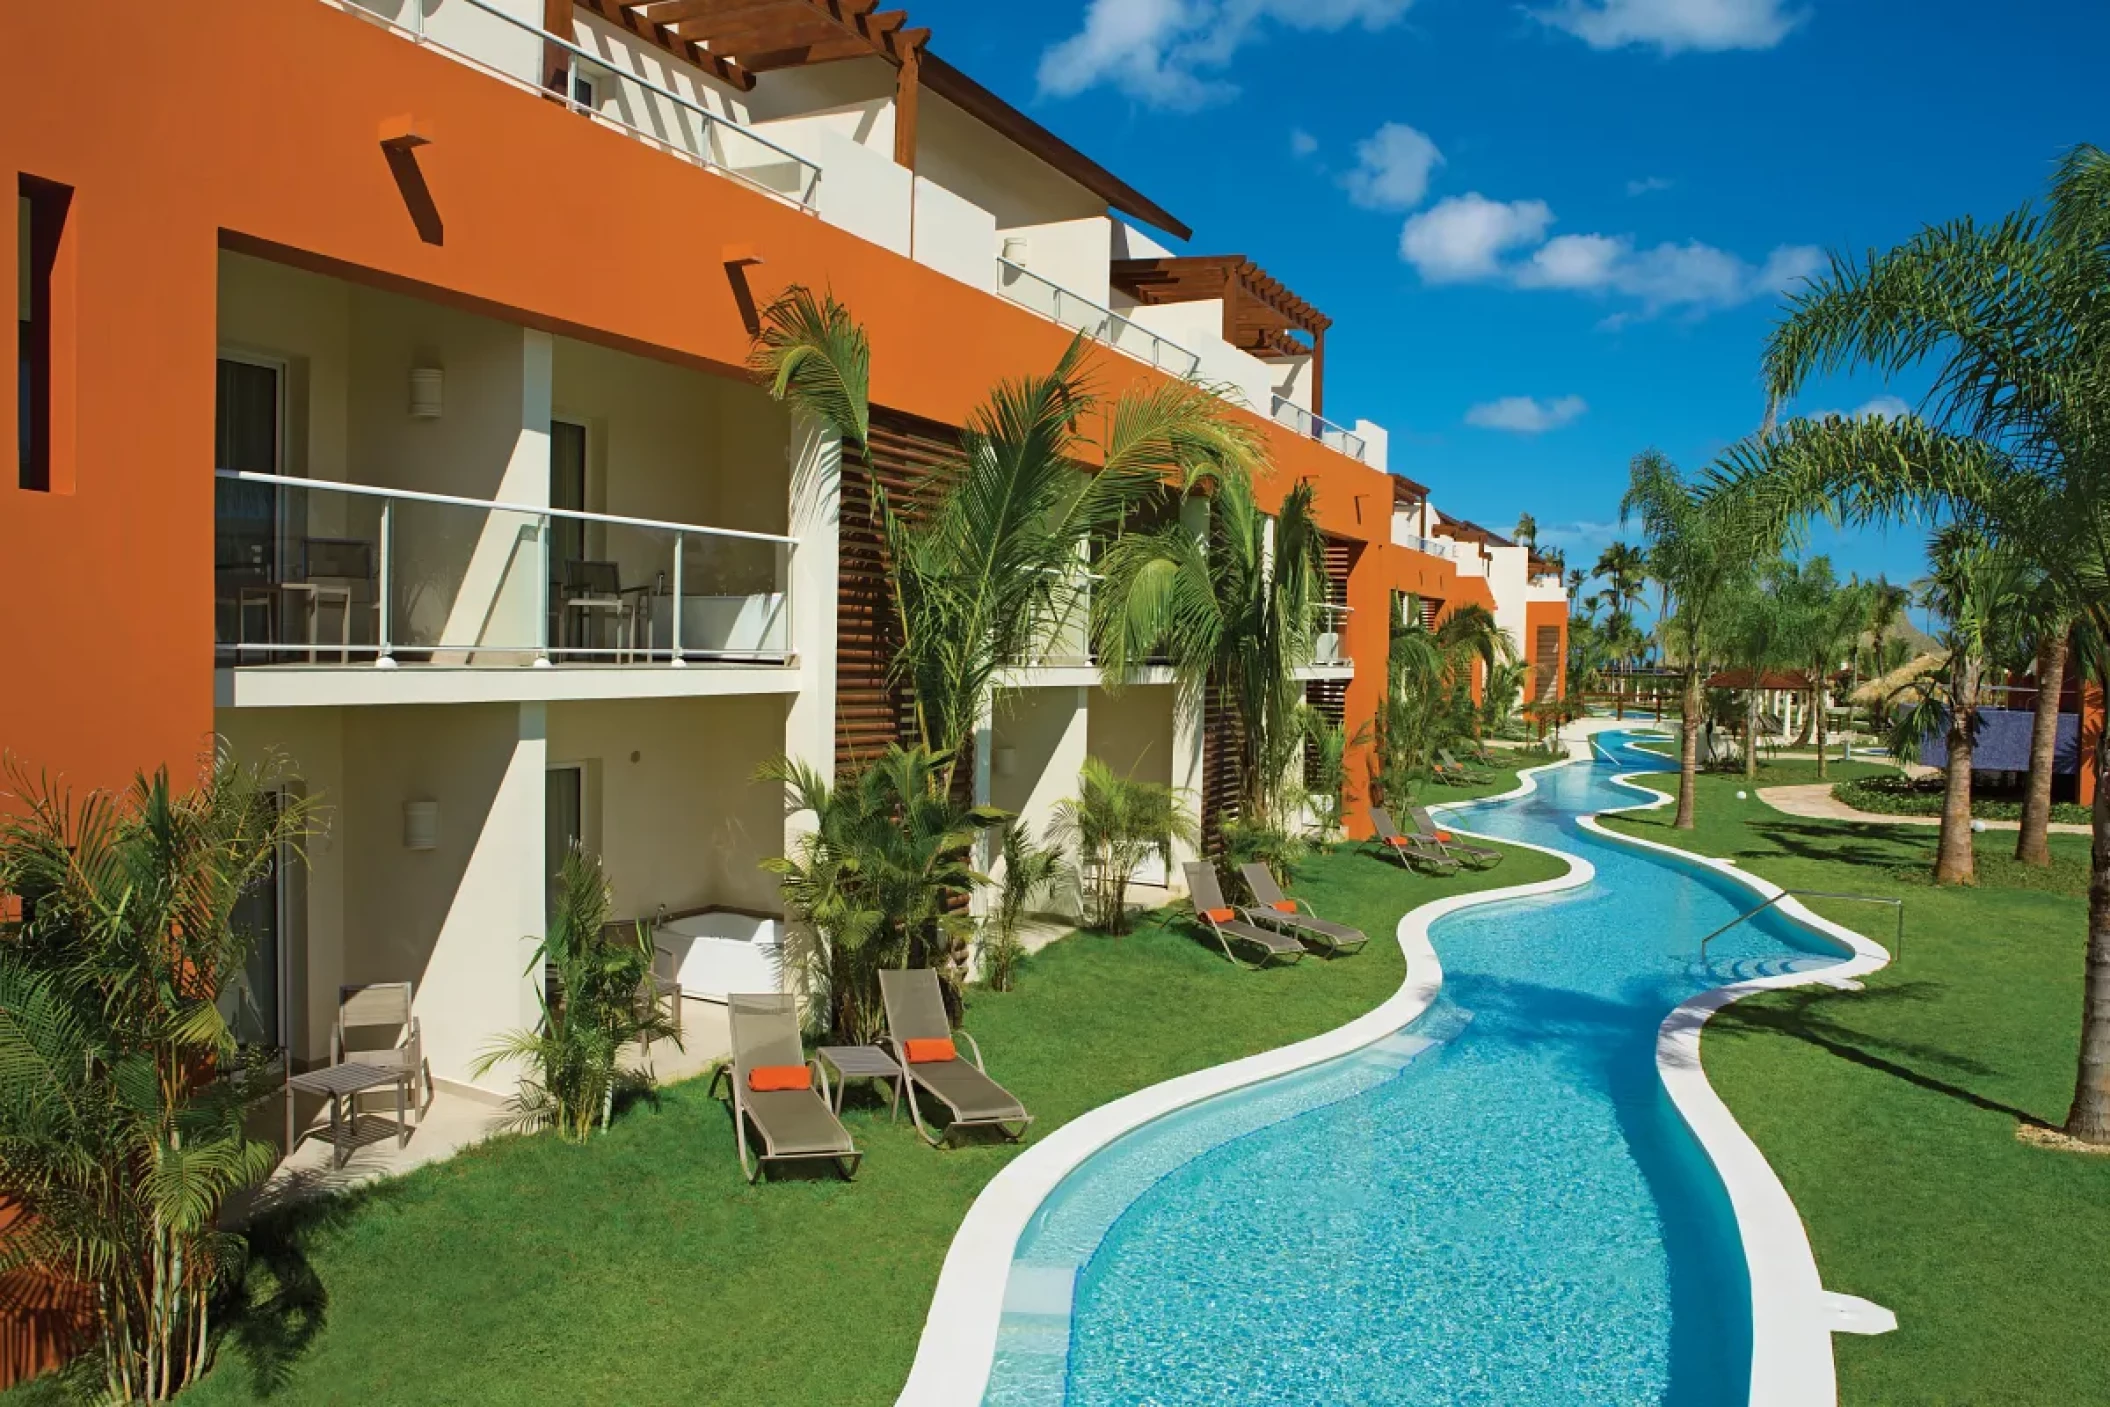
[286,1062,410,1169]
[816,1045,904,1121]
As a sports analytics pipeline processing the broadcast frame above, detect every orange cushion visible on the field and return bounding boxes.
[904,1037,957,1064]
[1201,907,1236,923]
[748,1064,811,1093]
[1386,835,1411,847]
[1436,831,1454,842]
[1269,900,1298,913]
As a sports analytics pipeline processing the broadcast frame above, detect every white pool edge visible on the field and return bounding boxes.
[1580,757,1895,1407]
[895,748,1595,1406]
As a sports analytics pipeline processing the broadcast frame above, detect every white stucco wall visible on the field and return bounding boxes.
[992,687,1089,886]
[546,695,787,922]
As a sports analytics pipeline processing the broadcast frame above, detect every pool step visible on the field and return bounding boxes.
[986,1263,1078,1405]
[1361,1008,1475,1070]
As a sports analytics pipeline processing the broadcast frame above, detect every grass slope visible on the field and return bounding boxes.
[24,766,1559,1407]
[1601,764,2110,1407]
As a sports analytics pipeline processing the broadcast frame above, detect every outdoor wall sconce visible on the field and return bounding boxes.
[403,800,440,851]
[1001,236,1030,266]
[409,366,443,418]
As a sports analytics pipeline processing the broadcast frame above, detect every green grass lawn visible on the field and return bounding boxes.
[8,767,1560,1407]
[1602,768,2110,1406]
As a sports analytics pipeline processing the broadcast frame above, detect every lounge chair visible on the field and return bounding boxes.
[711,992,861,1183]
[1436,748,1494,784]
[1237,864,1369,957]
[1407,805,1505,871]
[1366,807,1461,875]
[879,968,1032,1148]
[1183,863,1307,968]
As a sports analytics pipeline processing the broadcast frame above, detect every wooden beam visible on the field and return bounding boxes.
[893,41,921,168]
[579,0,758,88]
[1312,326,1326,421]
[739,34,890,68]
[671,13,839,52]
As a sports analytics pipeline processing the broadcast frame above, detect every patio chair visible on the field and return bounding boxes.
[1407,805,1505,871]
[1436,748,1494,784]
[559,559,643,662]
[878,968,1032,1148]
[332,981,425,1133]
[1236,863,1368,957]
[710,992,860,1183]
[1366,807,1461,875]
[1182,863,1307,968]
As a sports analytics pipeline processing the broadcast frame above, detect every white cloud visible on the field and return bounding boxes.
[1626,176,1674,195]
[1465,395,1589,433]
[1343,123,1443,210]
[1535,0,1805,53]
[1290,128,1320,157]
[1038,0,1415,108]
[1530,233,1818,313]
[1400,194,1555,283]
[1796,394,1912,422]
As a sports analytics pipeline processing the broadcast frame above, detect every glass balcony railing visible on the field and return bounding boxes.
[1310,603,1351,667]
[996,260,1203,380]
[1270,396,1369,464]
[1397,533,1456,560]
[328,0,822,210]
[214,471,794,668]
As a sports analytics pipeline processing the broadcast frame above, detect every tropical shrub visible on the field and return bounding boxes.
[0,754,312,1401]
[761,746,1000,1043]
[474,848,680,1140]
[979,821,1063,993]
[1220,816,1309,893]
[1048,758,1198,935]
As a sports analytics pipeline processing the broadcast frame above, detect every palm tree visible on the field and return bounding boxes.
[1622,451,1757,828]
[1701,144,2110,1139]
[1720,566,1802,779]
[1514,511,1538,553]
[1094,475,1326,830]
[2010,574,2078,868]
[750,293,1260,800]
[760,746,1000,1041]
[1782,559,1870,778]
[474,848,680,1139]
[1047,758,1199,934]
[0,753,313,1400]
[1593,541,1650,714]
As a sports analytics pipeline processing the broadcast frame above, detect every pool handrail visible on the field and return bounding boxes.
[1696,889,1904,965]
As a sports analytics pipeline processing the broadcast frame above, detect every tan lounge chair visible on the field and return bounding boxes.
[1367,807,1461,875]
[1237,863,1370,957]
[1183,863,1306,968]
[1407,805,1505,871]
[1436,748,1493,785]
[711,992,861,1183]
[879,968,1032,1148]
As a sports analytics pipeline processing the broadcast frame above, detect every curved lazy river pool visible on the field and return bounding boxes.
[981,730,1849,1406]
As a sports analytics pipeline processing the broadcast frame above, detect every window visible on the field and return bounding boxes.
[570,71,598,109]
[222,792,288,1051]
[545,765,584,928]
[17,176,72,492]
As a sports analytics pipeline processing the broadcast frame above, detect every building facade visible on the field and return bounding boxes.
[0,0,1566,1188]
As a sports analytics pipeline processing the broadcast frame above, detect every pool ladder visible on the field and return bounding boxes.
[1697,889,1904,966]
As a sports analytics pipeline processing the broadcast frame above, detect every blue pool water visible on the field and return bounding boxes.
[983,731,1848,1406]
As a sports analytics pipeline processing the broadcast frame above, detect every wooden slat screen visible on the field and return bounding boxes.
[1303,679,1348,791]
[1200,687,1243,856]
[1535,625,1563,700]
[836,407,958,777]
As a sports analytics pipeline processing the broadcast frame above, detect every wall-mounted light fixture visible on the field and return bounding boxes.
[1001,236,1031,266]
[409,367,443,418]
[403,800,439,851]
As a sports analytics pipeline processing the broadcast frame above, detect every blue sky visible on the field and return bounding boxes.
[909,0,2107,600]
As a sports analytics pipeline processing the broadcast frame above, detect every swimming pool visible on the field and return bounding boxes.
[979,731,1851,1406]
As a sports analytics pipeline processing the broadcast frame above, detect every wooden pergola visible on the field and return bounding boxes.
[1108,256,1333,414]
[554,1,1190,235]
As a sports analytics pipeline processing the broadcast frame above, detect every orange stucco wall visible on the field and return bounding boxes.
[1526,601,1570,702]
[0,0,1440,805]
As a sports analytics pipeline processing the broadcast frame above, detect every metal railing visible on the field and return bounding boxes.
[328,0,822,211]
[1697,889,1904,965]
[995,260,1203,379]
[1310,602,1352,667]
[1270,396,1368,463]
[1397,533,1456,560]
[214,471,795,668]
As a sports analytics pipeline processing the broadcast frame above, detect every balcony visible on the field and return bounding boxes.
[329,0,821,210]
[215,472,794,673]
[996,260,1202,380]
[1308,603,1352,670]
[1397,534,1456,560]
[1271,396,1368,464]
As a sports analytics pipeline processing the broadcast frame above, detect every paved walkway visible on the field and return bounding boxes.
[1757,782,2092,836]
